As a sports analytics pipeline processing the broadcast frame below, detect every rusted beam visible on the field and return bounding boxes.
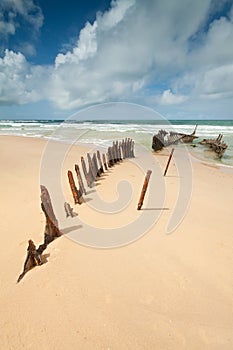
[68,170,82,204]
[163,148,175,176]
[137,170,152,210]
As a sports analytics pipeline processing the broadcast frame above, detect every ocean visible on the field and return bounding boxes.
[0,119,233,167]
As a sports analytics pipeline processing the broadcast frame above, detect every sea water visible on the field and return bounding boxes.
[0,119,233,167]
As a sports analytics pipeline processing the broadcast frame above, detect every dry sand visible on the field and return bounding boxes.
[0,135,233,349]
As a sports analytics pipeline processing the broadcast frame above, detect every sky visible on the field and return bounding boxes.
[0,0,233,120]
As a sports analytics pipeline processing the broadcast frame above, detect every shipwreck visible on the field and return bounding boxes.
[152,125,198,151]
[199,134,228,158]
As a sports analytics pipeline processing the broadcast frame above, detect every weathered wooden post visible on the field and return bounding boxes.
[127,138,131,158]
[119,142,123,160]
[97,150,104,173]
[81,156,93,188]
[111,143,116,163]
[115,141,118,162]
[107,147,114,167]
[87,153,96,181]
[17,185,63,282]
[111,145,116,164]
[41,185,62,242]
[75,164,86,195]
[93,153,101,177]
[124,138,128,158]
[68,170,82,204]
[163,148,175,176]
[130,140,135,158]
[17,240,43,283]
[137,170,152,210]
[128,139,131,158]
[113,142,117,162]
[121,139,125,159]
[64,202,78,218]
[107,149,111,167]
[102,153,108,171]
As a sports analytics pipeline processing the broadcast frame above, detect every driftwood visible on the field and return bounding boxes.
[164,148,175,176]
[17,240,43,283]
[64,202,78,218]
[68,170,83,205]
[75,164,86,195]
[137,170,152,210]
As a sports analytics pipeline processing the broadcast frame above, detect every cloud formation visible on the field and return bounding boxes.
[0,0,44,39]
[0,49,47,105]
[0,0,233,117]
[156,90,188,105]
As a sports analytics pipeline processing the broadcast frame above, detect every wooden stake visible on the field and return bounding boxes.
[163,148,175,176]
[68,170,82,204]
[75,164,86,195]
[137,170,152,210]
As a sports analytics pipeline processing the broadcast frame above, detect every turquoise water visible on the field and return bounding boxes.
[0,119,232,166]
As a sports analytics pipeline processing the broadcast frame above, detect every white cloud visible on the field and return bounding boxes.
[156,89,188,105]
[191,9,233,68]
[195,64,233,99]
[49,0,218,109]
[0,0,44,39]
[0,49,48,105]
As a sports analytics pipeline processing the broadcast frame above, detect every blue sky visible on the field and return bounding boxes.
[0,0,233,120]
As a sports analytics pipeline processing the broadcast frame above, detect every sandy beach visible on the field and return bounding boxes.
[0,135,233,349]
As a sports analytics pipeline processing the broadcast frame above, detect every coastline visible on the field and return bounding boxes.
[0,135,233,349]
